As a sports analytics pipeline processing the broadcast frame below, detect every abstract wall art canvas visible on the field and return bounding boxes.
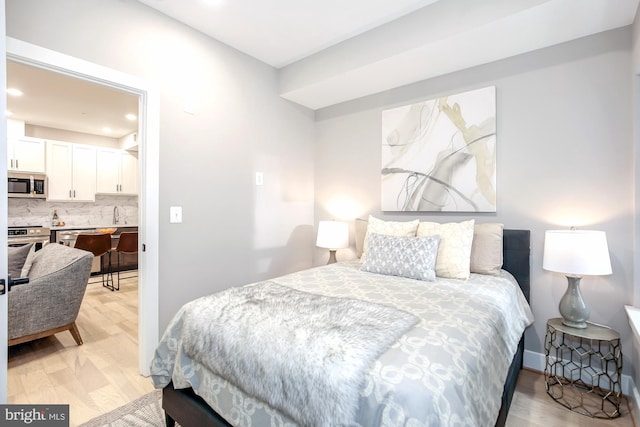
[381,86,497,212]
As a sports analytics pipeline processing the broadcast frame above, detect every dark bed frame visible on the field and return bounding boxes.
[162,229,531,427]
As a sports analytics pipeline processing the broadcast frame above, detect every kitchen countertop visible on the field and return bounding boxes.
[50,224,138,231]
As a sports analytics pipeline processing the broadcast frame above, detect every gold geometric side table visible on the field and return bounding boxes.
[544,317,622,418]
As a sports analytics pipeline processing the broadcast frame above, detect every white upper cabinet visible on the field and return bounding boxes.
[73,145,98,201]
[7,119,25,139]
[96,148,138,195]
[95,148,119,194]
[46,141,96,202]
[8,137,46,173]
[119,151,138,194]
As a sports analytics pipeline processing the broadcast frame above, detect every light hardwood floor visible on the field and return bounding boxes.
[7,273,154,427]
[506,369,635,427]
[6,275,637,427]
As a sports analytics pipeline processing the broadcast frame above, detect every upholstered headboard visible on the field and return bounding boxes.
[502,229,531,303]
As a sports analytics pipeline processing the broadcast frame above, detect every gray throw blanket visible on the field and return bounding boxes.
[181,281,418,427]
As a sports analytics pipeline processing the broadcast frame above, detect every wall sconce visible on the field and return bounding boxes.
[543,229,612,329]
[316,220,349,264]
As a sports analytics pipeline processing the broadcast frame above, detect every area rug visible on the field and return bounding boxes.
[78,390,179,427]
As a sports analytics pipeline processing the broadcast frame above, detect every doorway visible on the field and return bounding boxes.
[3,37,159,384]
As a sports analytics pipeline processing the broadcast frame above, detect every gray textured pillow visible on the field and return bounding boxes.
[20,241,45,278]
[470,223,504,275]
[8,243,33,278]
[360,233,440,281]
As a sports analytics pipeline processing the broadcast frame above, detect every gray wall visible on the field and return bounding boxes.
[315,28,635,373]
[6,0,316,331]
[630,7,640,396]
[6,0,637,376]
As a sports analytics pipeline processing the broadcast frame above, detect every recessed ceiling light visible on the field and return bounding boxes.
[7,88,23,97]
[125,113,137,121]
[102,127,112,134]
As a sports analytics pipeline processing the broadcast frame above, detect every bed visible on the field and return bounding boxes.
[151,224,533,427]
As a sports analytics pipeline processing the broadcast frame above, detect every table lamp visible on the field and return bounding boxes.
[316,220,349,264]
[543,229,612,329]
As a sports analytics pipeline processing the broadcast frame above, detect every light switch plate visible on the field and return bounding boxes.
[170,206,182,223]
[256,172,264,186]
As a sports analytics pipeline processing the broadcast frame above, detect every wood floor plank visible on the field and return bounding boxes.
[506,369,634,427]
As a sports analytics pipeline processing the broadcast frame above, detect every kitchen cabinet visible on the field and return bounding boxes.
[7,119,25,139]
[96,148,138,195]
[120,151,138,194]
[7,137,45,173]
[46,140,96,201]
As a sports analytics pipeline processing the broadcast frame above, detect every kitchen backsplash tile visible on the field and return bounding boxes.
[9,195,138,227]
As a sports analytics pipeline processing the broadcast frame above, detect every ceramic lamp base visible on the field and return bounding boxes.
[559,276,589,329]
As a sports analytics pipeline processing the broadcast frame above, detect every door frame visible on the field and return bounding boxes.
[5,37,160,376]
[0,0,8,403]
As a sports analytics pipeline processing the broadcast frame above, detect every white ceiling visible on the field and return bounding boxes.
[137,0,441,68]
[7,0,640,136]
[139,0,640,109]
[7,61,139,139]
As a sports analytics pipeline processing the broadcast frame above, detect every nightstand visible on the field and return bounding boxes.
[544,317,622,418]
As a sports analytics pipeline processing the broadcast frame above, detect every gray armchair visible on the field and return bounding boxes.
[8,243,94,346]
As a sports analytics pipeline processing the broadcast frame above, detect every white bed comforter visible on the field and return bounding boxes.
[150,260,534,427]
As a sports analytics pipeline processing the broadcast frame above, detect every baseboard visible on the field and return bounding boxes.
[523,350,543,372]
[524,350,636,398]
[630,379,640,427]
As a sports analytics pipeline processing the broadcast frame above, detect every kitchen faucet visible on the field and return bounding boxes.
[113,206,120,225]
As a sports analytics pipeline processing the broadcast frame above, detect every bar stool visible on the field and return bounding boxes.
[114,231,138,289]
[74,233,115,291]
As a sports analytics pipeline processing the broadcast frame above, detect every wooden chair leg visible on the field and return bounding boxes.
[69,322,83,345]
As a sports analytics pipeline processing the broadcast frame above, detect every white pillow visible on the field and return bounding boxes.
[361,233,440,281]
[417,219,475,279]
[355,218,368,258]
[362,215,420,257]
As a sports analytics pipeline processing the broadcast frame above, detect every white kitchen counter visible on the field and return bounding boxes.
[50,224,138,231]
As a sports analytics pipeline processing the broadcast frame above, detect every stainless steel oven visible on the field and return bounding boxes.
[8,226,51,250]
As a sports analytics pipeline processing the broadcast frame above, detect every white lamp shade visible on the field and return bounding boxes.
[316,221,349,249]
[543,230,612,276]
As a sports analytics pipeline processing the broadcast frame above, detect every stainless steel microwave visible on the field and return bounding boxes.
[8,172,47,199]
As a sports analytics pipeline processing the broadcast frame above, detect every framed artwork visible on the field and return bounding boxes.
[381,86,496,212]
